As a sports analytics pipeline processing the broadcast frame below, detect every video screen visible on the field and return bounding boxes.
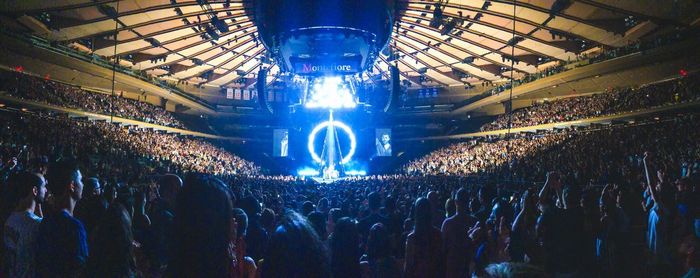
[273,129,289,157]
[375,128,392,157]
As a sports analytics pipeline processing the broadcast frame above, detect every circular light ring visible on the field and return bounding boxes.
[308,120,356,165]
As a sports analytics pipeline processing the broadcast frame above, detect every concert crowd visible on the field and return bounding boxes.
[0,111,259,180]
[0,70,185,128]
[0,81,698,277]
[1,112,697,277]
[481,74,699,131]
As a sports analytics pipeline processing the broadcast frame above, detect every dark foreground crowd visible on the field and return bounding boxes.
[1,113,698,278]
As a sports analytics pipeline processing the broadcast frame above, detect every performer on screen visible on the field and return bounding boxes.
[376,133,391,156]
[280,130,288,157]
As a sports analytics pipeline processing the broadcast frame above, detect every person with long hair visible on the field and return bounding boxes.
[168,174,234,277]
[360,223,402,278]
[404,197,445,278]
[260,211,331,278]
[230,208,257,278]
[329,217,360,278]
[86,204,138,277]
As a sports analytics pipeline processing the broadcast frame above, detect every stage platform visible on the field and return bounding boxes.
[310,177,350,184]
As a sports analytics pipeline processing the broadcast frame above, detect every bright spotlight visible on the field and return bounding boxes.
[308,120,356,164]
[345,170,366,176]
[297,168,320,176]
[304,76,357,109]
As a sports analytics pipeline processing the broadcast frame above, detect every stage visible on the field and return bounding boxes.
[310,176,349,184]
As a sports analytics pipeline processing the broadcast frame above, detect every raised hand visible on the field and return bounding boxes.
[468,221,482,242]
[7,157,18,168]
[546,171,562,191]
[498,216,511,238]
[656,170,665,183]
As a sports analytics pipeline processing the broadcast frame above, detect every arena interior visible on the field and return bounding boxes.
[1,0,700,277]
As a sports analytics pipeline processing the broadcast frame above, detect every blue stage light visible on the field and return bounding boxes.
[304,77,357,109]
[308,120,356,164]
[345,170,366,176]
[297,168,320,176]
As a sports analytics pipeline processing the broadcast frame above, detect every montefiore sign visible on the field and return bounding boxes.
[302,63,352,73]
[291,57,361,75]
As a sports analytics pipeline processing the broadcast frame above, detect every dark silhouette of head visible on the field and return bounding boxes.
[46,159,83,202]
[427,191,439,207]
[82,177,101,197]
[413,197,432,236]
[384,196,396,212]
[455,188,469,212]
[102,183,118,205]
[301,200,315,216]
[169,174,234,277]
[261,211,331,278]
[317,197,329,213]
[445,198,456,218]
[308,211,327,240]
[260,208,276,232]
[238,195,262,219]
[87,204,136,277]
[1,172,46,223]
[116,186,135,217]
[562,185,581,209]
[368,192,381,212]
[6,171,46,208]
[158,174,182,204]
[232,208,248,239]
[367,223,392,261]
[329,217,360,278]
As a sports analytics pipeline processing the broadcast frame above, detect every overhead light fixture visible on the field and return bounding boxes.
[211,15,229,33]
[429,4,443,28]
[205,25,220,40]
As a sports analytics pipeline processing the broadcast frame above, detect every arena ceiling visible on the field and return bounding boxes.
[1,0,699,101]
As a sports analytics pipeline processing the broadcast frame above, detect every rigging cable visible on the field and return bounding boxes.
[109,0,120,123]
[506,0,517,182]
